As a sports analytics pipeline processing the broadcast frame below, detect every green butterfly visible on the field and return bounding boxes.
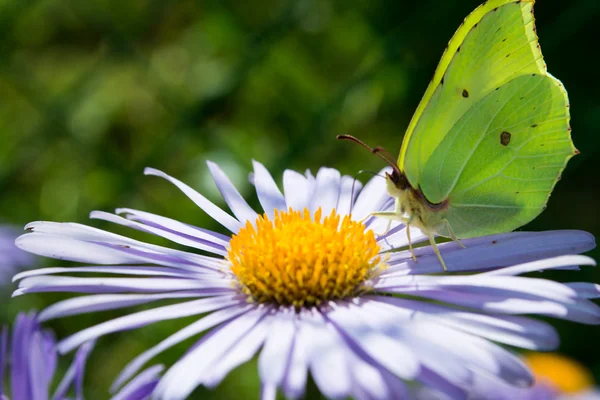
[344,0,577,270]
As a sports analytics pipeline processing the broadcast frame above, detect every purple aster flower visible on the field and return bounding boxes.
[12,161,600,399]
[0,311,94,400]
[0,225,35,286]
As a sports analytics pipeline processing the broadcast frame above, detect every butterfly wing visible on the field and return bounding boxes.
[398,0,546,188]
[419,73,575,238]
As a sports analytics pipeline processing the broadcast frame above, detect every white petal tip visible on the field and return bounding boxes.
[144,167,161,176]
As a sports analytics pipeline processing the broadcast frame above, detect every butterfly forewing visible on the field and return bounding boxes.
[399,0,546,188]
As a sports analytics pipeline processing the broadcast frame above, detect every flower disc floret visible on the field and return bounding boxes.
[228,207,382,307]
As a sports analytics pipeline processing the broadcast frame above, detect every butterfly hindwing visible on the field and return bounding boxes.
[419,73,574,238]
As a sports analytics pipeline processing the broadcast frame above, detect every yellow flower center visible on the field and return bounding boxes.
[227,207,382,307]
[525,353,595,394]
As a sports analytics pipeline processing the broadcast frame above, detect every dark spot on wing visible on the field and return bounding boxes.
[531,73,536,76]
[531,124,538,128]
[506,53,510,57]
[500,131,511,146]
[502,38,506,42]
[515,191,520,194]
[462,89,469,98]
[492,240,497,244]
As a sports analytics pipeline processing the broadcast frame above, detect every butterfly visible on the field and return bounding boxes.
[340,0,577,270]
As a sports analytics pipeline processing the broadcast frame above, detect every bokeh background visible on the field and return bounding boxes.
[1,0,599,398]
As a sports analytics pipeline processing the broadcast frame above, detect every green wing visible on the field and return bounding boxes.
[398,0,546,188]
[419,73,575,238]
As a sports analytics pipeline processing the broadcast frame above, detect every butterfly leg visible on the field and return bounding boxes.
[427,232,448,271]
[371,198,406,236]
[369,211,398,236]
[444,219,465,249]
[405,222,418,262]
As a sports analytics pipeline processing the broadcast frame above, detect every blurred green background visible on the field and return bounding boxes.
[1,0,599,398]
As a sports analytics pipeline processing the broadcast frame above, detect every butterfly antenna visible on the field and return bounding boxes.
[337,134,401,176]
[348,170,383,215]
[372,146,398,166]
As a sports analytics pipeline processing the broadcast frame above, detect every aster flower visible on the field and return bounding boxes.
[0,311,94,400]
[13,161,599,399]
[0,225,35,286]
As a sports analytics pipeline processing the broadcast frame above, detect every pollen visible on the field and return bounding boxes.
[227,207,382,308]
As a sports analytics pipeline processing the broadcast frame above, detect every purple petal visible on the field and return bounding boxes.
[325,301,420,380]
[207,161,258,223]
[17,225,222,272]
[17,232,144,265]
[252,161,287,218]
[11,313,35,400]
[52,340,95,400]
[111,365,163,400]
[0,225,36,284]
[203,313,271,388]
[112,305,253,392]
[565,283,600,299]
[57,296,241,353]
[0,326,7,393]
[144,168,241,232]
[345,349,396,400]
[258,309,295,389]
[153,307,269,399]
[15,275,234,296]
[359,298,534,387]
[301,310,353,399]
[116,208,230,244]
[283,170,312,211]
[307,168,341,215]
[336,175,362,217]
[378,274,582,302]
[481,255,596,276]
[38,292,214,322]
[14,266,200,282]
[376,224,429,252]
[28,330,52,400]
[281,311,311,400]
[369,296,559,351]
[385,230,596,275]
[351,168,392,221]
[90,211,227,256]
